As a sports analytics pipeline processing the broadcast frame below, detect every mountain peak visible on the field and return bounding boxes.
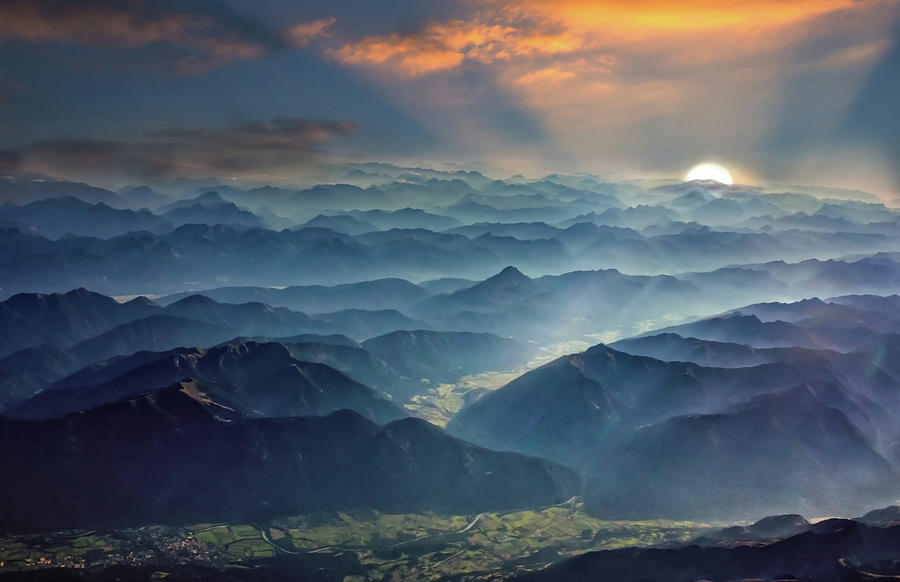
[194,191,226,204]
[487,265,530,285]
[443,265,535,306]
[64,287,104,298]
[168,294,219,308]
[124,295,157,307]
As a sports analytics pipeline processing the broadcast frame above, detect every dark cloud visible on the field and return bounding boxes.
[0,0,287,74]
[4,118,358,182]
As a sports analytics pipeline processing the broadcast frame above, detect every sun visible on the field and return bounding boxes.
[685,163,734,185]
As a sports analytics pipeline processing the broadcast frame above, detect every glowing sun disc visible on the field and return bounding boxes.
[685,163,734,185]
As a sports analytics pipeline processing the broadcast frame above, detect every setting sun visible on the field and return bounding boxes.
[685,163,734,185]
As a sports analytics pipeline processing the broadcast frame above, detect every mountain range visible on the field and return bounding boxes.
[0,380,581,532]
[448,295,900,518]
[4,164,900,578]
[0,288,535,410]
[3,167,900,299]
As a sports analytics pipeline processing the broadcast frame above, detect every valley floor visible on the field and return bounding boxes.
[0,502,707,581]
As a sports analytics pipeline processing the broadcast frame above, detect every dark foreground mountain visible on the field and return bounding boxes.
[0,381,582,532]
[693,514,812,545]
[448,344,808,468]
[448,341,899,519]
[588,384,897,519]
[512,520,900,582]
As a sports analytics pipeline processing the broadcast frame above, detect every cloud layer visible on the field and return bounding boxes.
[1,118,357,182]
[0,0,331,74]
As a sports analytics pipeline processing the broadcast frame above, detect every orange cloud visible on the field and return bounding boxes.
[329,0,891,78]
[328,18,583,76]
[494,0,879,35]
[287,17,336,47]
[329,33,464,76]
[514,67,576,85]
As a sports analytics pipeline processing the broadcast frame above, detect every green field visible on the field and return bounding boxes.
[0,531,112,570]
[193,525,276,559]
[0,503,711,580]
[225,503,707,580]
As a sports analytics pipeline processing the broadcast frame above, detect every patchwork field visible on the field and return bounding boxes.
[0,502,709,580]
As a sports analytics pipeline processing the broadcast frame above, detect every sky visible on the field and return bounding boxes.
[0,0,898,195]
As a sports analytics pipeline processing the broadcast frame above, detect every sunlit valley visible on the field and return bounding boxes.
[3,1,900,581]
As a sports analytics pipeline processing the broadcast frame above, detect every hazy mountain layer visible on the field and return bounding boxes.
[6,341,406,423]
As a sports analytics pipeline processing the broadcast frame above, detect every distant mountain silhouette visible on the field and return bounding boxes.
[0,176,123,207]
[157,278,429,313]
[336,208,462,231]
[299,214,378,235]
[162,201,266,229]
[0,197,170,238]
[157,190,228,211]
[3,215,900,297]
